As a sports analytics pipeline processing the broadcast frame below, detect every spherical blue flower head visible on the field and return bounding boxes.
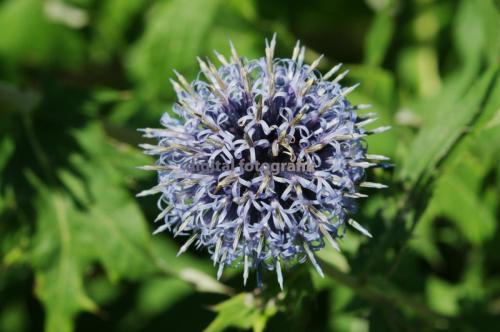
[139,35,389,289]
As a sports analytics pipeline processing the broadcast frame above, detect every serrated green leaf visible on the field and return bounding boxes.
[30,181,97,332]
[63,124,156,280]
[28,123,156,331]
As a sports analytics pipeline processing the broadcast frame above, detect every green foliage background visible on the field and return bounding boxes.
[0,0,499,331]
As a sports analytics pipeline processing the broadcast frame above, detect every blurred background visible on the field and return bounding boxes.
[0,0,499,331]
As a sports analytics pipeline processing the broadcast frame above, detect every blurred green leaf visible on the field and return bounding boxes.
[0,302,29,332]
[346,65,397,158]
[453,0,499,68]
[431,172,496,245]
[474,73,500,131]
[91,0,146,62]
[347,65,395,109]
[137,277,192,316]
[419,74,500,245]
[205,0,263,61]
[0,82,40,116]
[0,136,14,177]
[0,0,85,70]
[426,277,459,316]
[127,0,221,100]
[409,211,443,267]
[316,245,350,274]
[399,45,443,99]
[364,11,394,67]
[399,65,498,186]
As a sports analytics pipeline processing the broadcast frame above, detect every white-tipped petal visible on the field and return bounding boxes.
[366,154,390,161]
[213,50,229,66]
[153,224,169,235]
[154,205,173,222]
[243,254,249,286]
[291,40,301,62]
[348,219,373,238]
[360,182,388,189]
[332,69,349,84]
[369,126,392,134]
[307,54,324,73]
[319,225,341,252]
[276,260,284,290]
[177,234,199,257]
[341,83,360,97]
[304,243,324,278]
[323,63,342,80]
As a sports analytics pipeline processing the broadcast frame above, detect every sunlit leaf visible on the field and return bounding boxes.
[204,293,277,332]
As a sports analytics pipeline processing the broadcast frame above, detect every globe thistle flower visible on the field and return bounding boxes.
[138,35,389,289]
